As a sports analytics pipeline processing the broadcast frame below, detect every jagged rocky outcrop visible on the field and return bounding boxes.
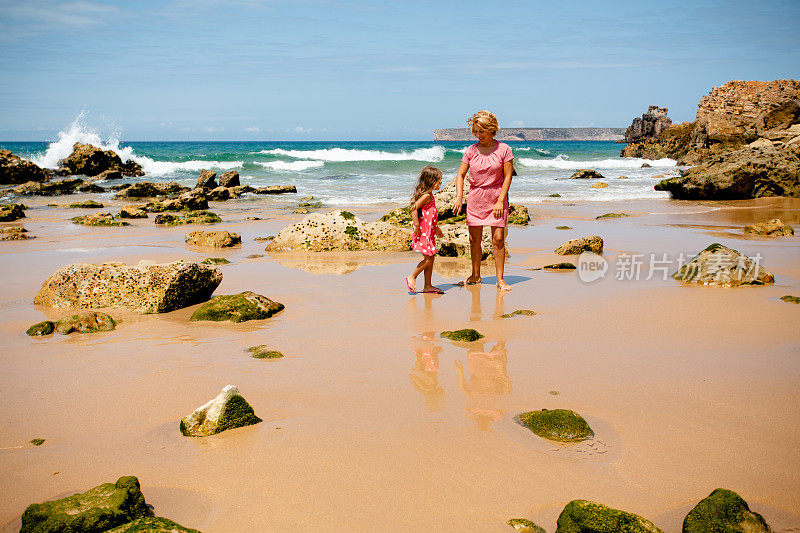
[219,170,240,188]
[196,169,218,189]
[58,142,144,177]
[623,105,672,143]
[112,181,189,199]
[180,385,262,436]
[34,260,222,313]
[0,149,49,184]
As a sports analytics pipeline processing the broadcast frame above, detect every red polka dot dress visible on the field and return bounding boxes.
[412,195,438,256]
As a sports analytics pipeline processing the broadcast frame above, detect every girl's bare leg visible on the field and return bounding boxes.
[421,256,442,293]
[467,225,484,284]
[407,256,428,291]
[492,226,510,290]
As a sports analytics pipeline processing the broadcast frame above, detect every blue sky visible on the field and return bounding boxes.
[0,0,798,140]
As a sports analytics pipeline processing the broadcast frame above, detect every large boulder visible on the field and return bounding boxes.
[180,385,262,437]
[654,143,800,199]
[743,218,794,236]
[672,243,774,287]
[436,224,493,258]
[266,210,411,252]
[58,142,144,177]
[0,203,25,222]
[207,186,231,201]
[218,170,240,188]
[195,169,217,189]
[185,230,241,247]
[34,260,222,314]
[20,476,150,533]
[516,409,593,442]
[0,149,49,184]
[683,488,770,533]
[555,500,663,533]
[190,291,284,322]
[554,236,603,255]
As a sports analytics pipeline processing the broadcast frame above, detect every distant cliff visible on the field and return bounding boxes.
[433,128,625,141]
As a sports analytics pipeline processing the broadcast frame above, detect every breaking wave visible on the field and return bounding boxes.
[518,154,676,170]
[258,146,445,162]
[255,160,325,171]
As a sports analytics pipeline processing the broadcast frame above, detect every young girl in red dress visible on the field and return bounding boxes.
[406,165,444,294]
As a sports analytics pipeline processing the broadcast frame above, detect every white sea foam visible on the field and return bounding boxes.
[258,146,445,162]
[518,155,676,170]
[255,160,325,171]
[32,112,242,176]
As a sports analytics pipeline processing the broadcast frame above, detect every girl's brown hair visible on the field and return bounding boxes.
[411,165,443,206]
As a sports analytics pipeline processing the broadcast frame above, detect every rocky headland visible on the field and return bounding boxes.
[434,127,624,141]
[620,80,800,199]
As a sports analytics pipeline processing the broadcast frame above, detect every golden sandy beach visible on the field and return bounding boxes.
[1,195,799,532]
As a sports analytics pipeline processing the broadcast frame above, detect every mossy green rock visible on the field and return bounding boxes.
[517,409,593,442]
[683,488,770,533]
[780,295,800,304]
[555,225,572,230]
[508,204,530,225]
[0,203,26,222]
[20,476,150,533]
[154,210,221,226]
[507,518,546,532]
[68,200,104,208]
[556,500,662,533]
[544,262,576,270]
[501,309,537,318]
[30,438,45,446]
[673,243,774,287]
[54,312,116,334]
[441,329,484,342]
[71,213,129,227]
[380,206,413,227]
[201,257,230,265]
[190,291,284,322]
[26,321,55,336]
[106,516,201,532]
[596,212,628,219]
[180,385,262,437]
[249,345,284,359]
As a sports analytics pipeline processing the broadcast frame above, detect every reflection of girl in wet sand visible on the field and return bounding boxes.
[455,341,512,429]
[410,342,445,409]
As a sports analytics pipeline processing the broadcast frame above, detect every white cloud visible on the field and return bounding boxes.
[0,0,121,29]
[202,126,225,132]
[293,126,312,133]
[244,126,260,132]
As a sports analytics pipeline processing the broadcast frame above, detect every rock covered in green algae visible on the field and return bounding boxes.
[154,210,221,226]
[68,200,104,208]
[529,262,576,271]
[555,225,572,230]
[26,321,55,336]
[0,203,26,222]
[20,476,150,533]
[508,204,530,225]
[682,488,770,533]
[507,518,546,532]
[190,291,284,323]
[554,235,603,255]
[117,207,148,219]
[248,345,284,359]
[743,218,794,236]
[35,260,223,314]
[185,230,241,247]
[180,385,262,437]
[781,295,800,304]
[516,409,593,442]
[595,212,629,219]
[555,500,662,533]
[201,257,230,265]
[501,309,537,318]
[441,329,484,342]
[71,212,129,227]
[106,516,202,532]
[54,312,116,334]
[672,243,774,287]
[30,438,45,446]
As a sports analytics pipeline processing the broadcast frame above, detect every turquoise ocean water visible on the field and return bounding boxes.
[1,121,678,207]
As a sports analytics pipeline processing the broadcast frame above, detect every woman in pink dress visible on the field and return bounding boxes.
[453,110,514,290]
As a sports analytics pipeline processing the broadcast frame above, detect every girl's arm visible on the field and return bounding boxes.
[411,193,431,236]
[453,162,469,215]
[493,161,514,219]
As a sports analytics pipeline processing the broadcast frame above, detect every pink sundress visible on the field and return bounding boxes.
[412,195,438,256]
[461,142,514,227]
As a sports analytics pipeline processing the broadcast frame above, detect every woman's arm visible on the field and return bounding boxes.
[492,161,514,219]
[453,162,469,215]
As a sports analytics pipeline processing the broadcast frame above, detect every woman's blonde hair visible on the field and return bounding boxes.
[411,165,443,206]
[468,110,499,135]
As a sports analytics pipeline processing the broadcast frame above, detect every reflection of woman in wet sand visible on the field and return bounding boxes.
[410,343,445,409]
[455,341,512,430]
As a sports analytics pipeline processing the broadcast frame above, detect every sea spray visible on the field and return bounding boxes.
[258,146,445,162]
[518,155,676,170]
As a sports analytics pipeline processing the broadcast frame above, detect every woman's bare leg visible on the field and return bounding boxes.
[467,225,484,284]
[492,226,510,290]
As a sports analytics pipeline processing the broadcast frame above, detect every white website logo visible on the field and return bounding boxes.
[577,252,608,283]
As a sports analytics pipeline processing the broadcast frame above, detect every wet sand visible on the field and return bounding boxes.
[1,195,799,532]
